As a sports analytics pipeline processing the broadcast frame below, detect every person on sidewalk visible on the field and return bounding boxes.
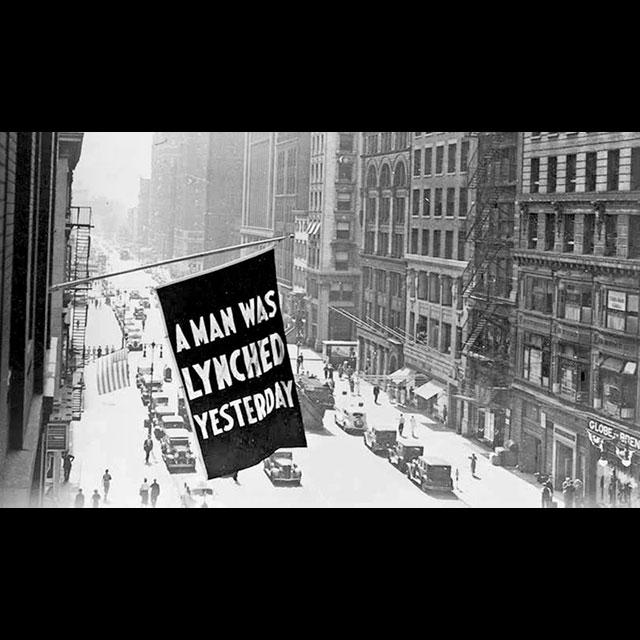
[562,477,575,508]
[349,376,355,394]
[338,364,344,380]
[323,362,329,380]
[140,479,150,507]
[354,373,361,396]
[469,453,478,477]
[74,488,85,508]
[409,414,418,439]
[63,453,75,483]
[296,354,304,375]
[573,478,584,508]
[398,414,406,438]
[327,363,334,381]
[97,346,102,359]
[373,385,380,404]
[144,436,154,465]
[541,484,552,508]
[102,470,112,502]
[91,490,101,508]
[544,476,554,497]
[232,471,240,485]
[150,480,160,508]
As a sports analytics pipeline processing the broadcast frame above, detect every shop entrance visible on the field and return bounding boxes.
[555,441,574,489]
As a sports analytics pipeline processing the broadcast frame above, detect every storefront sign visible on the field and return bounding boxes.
[608,291,626,311]
[587,419,640,451]
[46,424,68,452]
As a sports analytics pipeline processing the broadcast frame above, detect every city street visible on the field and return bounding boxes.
[61,243,546,508]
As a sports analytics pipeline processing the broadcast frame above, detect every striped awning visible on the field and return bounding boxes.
[306,221,321,236]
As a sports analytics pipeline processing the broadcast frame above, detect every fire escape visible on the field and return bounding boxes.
[459,132,517,413]
[66,206,93,420]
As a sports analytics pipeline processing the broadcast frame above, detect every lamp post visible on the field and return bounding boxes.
[143,341,162,436]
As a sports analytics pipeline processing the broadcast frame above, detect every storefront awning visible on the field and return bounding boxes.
[388,367,416,385]
[601,357,625,373]
[306,222,321,236]
[415,380,446,401]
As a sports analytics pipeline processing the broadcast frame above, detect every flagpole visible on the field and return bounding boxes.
[49,234,294,292]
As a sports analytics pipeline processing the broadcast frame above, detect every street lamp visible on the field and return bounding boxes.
[143,341,163,436]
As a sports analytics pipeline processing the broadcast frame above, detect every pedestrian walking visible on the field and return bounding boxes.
[573,478,584,508]
[541,484,552,508]
[102,469,112,502]
[373,385,380,404]
[323,362,329,380]
[338,364,344,380]
[562,477,575,508]
[91,490,101,508]
[455,468,459,489]
[74,488,85,508]
[354,373,361,396]
[232,471,240,485]
[398,414,406,438]
[349,377,355,394]
[296,354,304,375]
[150,479,160,508]
[97,346,102,359]
[409,414,418,439]
[442,405,448,425]
[544,476,554,496]
[62,452,75,483]
[327,363,334,381]
[469,453,478,477]
[140,479,150,507]
[144,436,153,465]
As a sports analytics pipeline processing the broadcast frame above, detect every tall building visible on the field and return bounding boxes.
[204,132,244,270]
[240,132,310,316]
[512,131,640,507]
[358,132,410,378]
[149,132,181,261]
[136,177,151,251]
[305,132,361,350]
[149,132,208,273]
[0,131,85,507]
[403,132,478,426]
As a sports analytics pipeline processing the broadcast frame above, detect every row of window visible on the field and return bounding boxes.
[362,268,405,297]
[408,227,466,261]
[520,334,638,423]
[523,212,640,259]
[366,161,407,189]
[364,132,410,155]
[362,231,406,259]
[413,140,470,177]
[527,148,640,193]
[412,313,458,356]
[411,186,468,218]
[522,278,640,336]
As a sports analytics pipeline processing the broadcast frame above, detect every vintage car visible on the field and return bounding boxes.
[129,290,142,300]
[363,424,398,455]
[140,297,151,309]
[263,451,302,486]
[388,441,425,474]
[133,307,146,321]
[127,332,143,352]
[161,428,197,474]
[407,456,454,493]
[334,400,367,434]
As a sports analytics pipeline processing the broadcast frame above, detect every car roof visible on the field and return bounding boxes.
[419,456,451,467]
[161,415,184,424]
[167,429,191,439]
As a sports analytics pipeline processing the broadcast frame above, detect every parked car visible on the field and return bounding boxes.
[140,297,151,309]
[388,441,425,474]
[407,456,454,493]
[263,451,302,486]
[161,428,197,474]
[363,424,397,454]
[127,332,143,352]
[334,400,367,434]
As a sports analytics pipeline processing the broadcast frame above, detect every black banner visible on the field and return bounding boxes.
[156,249,307,479]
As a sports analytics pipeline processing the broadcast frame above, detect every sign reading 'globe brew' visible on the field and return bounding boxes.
[155,249,307,479]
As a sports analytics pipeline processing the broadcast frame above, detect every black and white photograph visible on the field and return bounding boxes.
[1,130,638,509]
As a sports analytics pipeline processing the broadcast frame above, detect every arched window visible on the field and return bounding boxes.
[393,161,407,187]
[366,165,378,188]
[380,164,391,188]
